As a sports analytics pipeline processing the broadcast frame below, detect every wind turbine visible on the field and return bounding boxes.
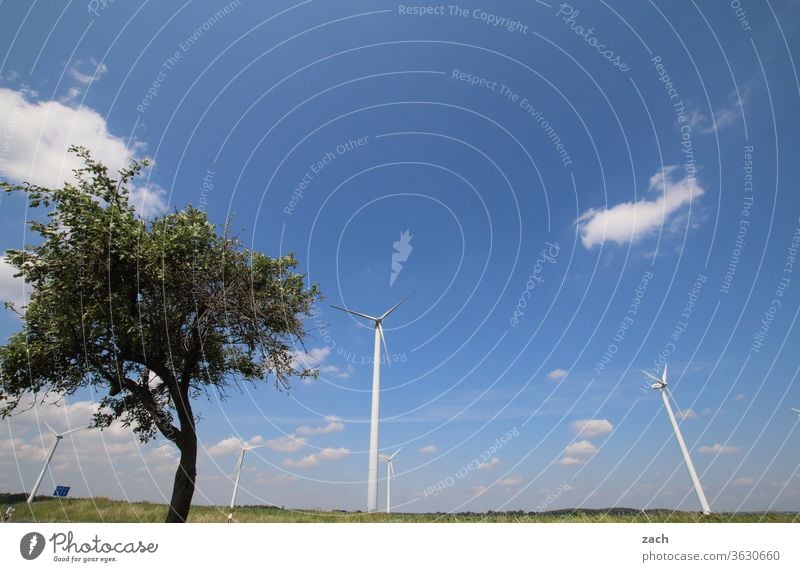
[791,408,800,417]
[644,365,711,515]
[28,422,85,504]
[228,443,268,523]
[380,448,401,514]
[332,293,412,512]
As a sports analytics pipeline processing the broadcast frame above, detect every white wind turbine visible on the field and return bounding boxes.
[228,443,269,523]
[28,422,85,504]
[380,448,402,514]
[644,364,711,515]
[791,408,800,417]
[332,292,412,512]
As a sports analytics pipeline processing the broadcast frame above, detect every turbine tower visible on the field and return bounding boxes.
[380,448,401,514]
[332,293,412,512]
[644,365,711,515]
[28,423,85,504]
[228,443,268,523]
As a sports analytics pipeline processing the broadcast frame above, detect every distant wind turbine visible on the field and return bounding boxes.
[228,443,268,523]
[644,365,711,515]
[380,448,401,514]
[332,293,412,512]
[28,422,85,504]
[791,408,800,417]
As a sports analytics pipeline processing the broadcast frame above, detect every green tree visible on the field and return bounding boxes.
[0,147,320,522]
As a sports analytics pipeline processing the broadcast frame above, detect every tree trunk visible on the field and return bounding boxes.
[165,431,197,523]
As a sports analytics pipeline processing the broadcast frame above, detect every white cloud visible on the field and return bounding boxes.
[282,447,349,469]
[697,443,742,454]
[130,183,168,219]
[0,255,27,309]
[471,485,487,496]
[576,166,704,249]
[0,87,166,218]
[478,457,502,470]
[206,435,265,456]
[735,394,746,401]
[61,59,109,105]
[419,445,438,455]
[557,456,585,466]
[564,440,597,456]
[295,416,344,436]
[291,347,330,369]
[68,58,108,86]
[499,476,523,486]
[319,363,354,379]
[571,419,614,437]
[677,409,699,420]
[547,369,567,380]
[265,434,307,453]
[687,98,744,135]
[735,477,755,486]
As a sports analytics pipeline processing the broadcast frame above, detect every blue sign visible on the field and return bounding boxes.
[53,486,70,497]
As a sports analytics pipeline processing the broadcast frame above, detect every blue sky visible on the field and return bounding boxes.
[1,0,800,514]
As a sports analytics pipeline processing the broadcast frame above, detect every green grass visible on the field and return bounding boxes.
[2,494,797,523]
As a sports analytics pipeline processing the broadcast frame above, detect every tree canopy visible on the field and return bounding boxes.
[0,146,321,521]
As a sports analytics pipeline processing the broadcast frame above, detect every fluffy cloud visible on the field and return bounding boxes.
[478,457,502,470]
[0,255,27,309]
[319,363,354,379]
[205,435,266,457]
[576,166,704,249]
[291,347,331,369]
[697,443,743,454]
[499,476,523,486]
[0,87,165,218]
[677,409,699,420]
[557,456,585,466]
[282,447,349,469]
[547,369,567,380]
[570,419,614,437]
[265,435,307,453]
[734,477,755,486]
[419,445,438,455]
[564,440,597,456]
[295,416,344,436]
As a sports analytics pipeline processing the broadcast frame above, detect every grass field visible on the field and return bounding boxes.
[2,494,797,523]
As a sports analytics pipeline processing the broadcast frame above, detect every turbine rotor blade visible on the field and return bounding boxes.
[244,443,268,451]
[378,323,391,367]
[662,364,668,385]
[43,421,56,435]
[389,447,402,460]
[330,305,378,322]
[60,426,85,437]
[642,371,662,384]
[379,292,414,321]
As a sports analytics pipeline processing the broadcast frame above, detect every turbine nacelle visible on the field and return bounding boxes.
[643,365,668,391]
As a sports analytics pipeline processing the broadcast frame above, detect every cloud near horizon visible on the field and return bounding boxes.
[282,447,349,469]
